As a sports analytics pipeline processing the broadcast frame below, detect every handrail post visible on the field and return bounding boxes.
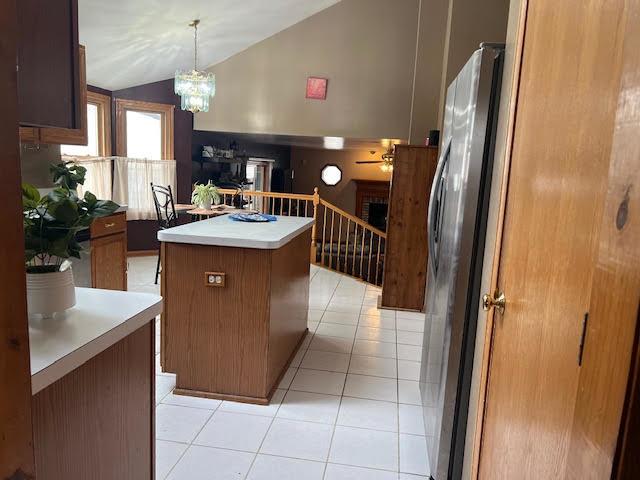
[310,187,320,263]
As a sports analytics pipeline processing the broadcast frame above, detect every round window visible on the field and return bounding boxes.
[321,164,342,186]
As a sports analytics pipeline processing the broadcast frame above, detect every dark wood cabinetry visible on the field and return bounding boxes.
[90,213,128,291]
[381,145,438,311]
[17,0,87,145]
[17,0,81,129]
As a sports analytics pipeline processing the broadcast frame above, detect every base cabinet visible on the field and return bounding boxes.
[32,323,154,479]
[91,212,127,290]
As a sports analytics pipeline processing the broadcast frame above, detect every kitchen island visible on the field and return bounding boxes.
[30,288,162,479]
[158,215,313,404]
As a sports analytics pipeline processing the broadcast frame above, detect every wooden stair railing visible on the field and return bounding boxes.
[217,187,386,286]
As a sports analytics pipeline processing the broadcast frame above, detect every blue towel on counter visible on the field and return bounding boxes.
[229,213,278,223]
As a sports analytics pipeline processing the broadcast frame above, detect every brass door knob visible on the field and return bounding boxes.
[482,290,506,314]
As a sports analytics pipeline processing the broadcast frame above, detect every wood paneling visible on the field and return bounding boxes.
[268,232,311,388]
[162,231,309,404]
[32,323,154,480]
[565,1,640,476]
[0,0,36,476]
[17,0,81,130]
[381,145,438,311]
[478,0,627,478]
[91,232,127,291]
[39,45,87,145]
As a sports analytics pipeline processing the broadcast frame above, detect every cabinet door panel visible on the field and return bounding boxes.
[17,0,80,129]
[91,233,127,291]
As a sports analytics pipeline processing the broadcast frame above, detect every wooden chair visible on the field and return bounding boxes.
[151,183,177,284]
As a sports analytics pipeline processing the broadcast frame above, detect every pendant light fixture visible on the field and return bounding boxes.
[174,19,216,113]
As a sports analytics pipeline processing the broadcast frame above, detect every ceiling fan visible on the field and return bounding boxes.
[356,146,395,172]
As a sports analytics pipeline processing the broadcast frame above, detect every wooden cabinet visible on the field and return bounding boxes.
[381,145,438,311]
[33,323,154,479]
[17,0,82,130]
[17,0,87,145]
[19,45,87,146]
[90,213,127,291]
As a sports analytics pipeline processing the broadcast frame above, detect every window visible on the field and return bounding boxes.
[321,164,342,186]
[60,91,111,157]
[115,99,174,160]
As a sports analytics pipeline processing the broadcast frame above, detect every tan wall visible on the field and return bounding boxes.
[438,0,510,124]
[409,0,450,144]
[291,147,391,214]
[195,0,422,140]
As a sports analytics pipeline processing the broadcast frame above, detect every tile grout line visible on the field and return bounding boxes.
[160,399,221,479]
[323,276,367,479]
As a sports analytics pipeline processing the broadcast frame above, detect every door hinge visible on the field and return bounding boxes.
[578,312,589,366]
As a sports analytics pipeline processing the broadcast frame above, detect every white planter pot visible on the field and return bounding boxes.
[26,268,76,318]
[200,198,212,210]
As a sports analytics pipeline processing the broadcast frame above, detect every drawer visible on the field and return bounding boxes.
[91,212,126,238]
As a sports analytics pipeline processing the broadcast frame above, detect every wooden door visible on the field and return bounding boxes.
[478,0,628,478]
[566,1,640,476]
[0,0,36,476]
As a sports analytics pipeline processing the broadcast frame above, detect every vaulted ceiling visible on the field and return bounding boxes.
[79,0,341,91]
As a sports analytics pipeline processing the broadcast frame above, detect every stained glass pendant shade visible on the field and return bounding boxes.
[174,19,216,113]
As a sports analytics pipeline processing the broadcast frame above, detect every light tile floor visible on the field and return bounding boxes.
[128,256,430,480]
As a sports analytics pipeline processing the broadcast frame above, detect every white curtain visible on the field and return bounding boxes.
[61,155,113,200]
[112,157,176,220]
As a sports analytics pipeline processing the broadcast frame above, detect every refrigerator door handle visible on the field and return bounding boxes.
[428,141,451,276]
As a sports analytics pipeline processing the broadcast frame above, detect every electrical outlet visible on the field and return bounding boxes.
[205,272,226,287]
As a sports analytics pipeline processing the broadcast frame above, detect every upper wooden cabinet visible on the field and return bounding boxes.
[17,0,87,145]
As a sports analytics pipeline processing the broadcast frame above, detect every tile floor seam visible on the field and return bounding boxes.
[243,390,284,479]
[161,405,217,480]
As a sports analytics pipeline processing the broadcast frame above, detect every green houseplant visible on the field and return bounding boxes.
[23,161,119,317]
[191,181,220,210]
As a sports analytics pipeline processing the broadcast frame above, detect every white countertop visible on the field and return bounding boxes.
[157,215,314,250]
[115,204,128,213]
[30,288,162,394]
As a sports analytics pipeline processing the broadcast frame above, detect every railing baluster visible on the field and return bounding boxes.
[352,224,358,275]
[329,209,335,269]
[344,219,350,274]
[359,228,366,280]
[375,235,382,286]
[367,230,374,283]
[336,216,343,273]
[321,205,328,266]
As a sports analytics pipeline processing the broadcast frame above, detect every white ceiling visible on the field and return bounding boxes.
[79,0,341,91]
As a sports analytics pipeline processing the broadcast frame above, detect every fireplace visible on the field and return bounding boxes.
[354,180,390,231]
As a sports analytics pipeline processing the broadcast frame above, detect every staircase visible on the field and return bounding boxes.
[218,188,386,286]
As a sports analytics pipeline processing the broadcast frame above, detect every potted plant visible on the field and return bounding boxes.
[191,181,221,210]
[23,161,119,317]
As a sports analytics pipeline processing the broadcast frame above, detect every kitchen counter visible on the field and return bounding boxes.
[157,215,314,249]
[30,287,161,393]
[159,215,312,404]
[30,288,161,479]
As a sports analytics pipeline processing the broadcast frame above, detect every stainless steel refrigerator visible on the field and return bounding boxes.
[420,43,504,480]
